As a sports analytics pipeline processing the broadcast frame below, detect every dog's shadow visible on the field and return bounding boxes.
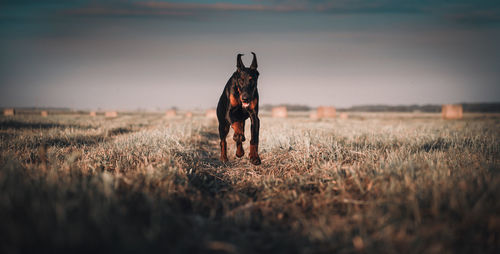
[198,131,230,167]
[176,130,238,169]
[199,130,252,168]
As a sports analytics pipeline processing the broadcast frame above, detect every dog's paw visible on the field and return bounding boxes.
[236,147,244,158]
[249,156,261,165]
[220,156,228,163]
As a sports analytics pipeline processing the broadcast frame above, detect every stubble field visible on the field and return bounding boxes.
[0,112,499,253]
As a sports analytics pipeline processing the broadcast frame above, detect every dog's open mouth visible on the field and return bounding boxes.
[242,102,250,108]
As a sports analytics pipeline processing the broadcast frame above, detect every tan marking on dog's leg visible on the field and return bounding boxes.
[249,98,258,110]
[249,144,261,165]
[232,122,245,157]
[220,140,228,162]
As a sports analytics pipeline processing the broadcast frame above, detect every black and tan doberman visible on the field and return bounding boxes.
[216,52,261,165]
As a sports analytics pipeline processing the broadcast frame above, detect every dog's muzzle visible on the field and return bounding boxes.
[241,94,251,108]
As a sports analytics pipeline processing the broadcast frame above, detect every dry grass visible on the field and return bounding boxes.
[206,109,217,119]
[0,113,499,253]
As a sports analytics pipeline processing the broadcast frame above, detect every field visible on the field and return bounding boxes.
[1,112,499,253]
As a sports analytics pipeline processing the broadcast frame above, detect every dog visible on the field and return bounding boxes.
[216,52,261,165]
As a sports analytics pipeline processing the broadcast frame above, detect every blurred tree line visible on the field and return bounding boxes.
[262,103,500,112]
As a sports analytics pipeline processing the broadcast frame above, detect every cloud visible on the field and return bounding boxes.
[260,0,500,25]
[61,1,305,17]
[64,6,195,17]
[447,10,500,25]
[137,2,304,12]
[4,0,500,27]
[62,0,427,17]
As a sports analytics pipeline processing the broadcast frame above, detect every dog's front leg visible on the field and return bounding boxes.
[249,112,261,165]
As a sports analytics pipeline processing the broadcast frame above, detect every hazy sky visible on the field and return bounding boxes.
[1,0,500,109]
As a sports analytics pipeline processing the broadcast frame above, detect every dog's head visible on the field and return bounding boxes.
[232,52,259,109]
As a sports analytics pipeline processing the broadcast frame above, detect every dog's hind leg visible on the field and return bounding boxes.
[219,122,230,162]
[232,121,246,158]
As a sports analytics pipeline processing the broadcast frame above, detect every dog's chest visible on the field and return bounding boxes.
[229,107,250,122]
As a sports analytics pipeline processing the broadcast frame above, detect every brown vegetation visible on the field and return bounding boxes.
[0,113,499,253]
[40,110,48,117]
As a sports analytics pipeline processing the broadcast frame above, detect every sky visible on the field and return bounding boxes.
[1,0,500,110]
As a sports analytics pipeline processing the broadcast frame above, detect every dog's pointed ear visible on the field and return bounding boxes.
[250,52,257,70]
[237,54,245,71]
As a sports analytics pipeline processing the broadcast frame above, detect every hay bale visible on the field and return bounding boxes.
[442,104,463,120]
[339,112,348,119]
[205,109,217,119]
[89,111,97,117]
[40,111,48,117]
[3,108,15,116]
[165,109,177,118]
[105,111,118,118]
[309,112,319,120]
[272,106,288,118]
[317,106,336,118]
[185,112,193,118]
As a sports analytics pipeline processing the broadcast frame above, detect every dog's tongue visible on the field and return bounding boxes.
[242,102,250,108]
